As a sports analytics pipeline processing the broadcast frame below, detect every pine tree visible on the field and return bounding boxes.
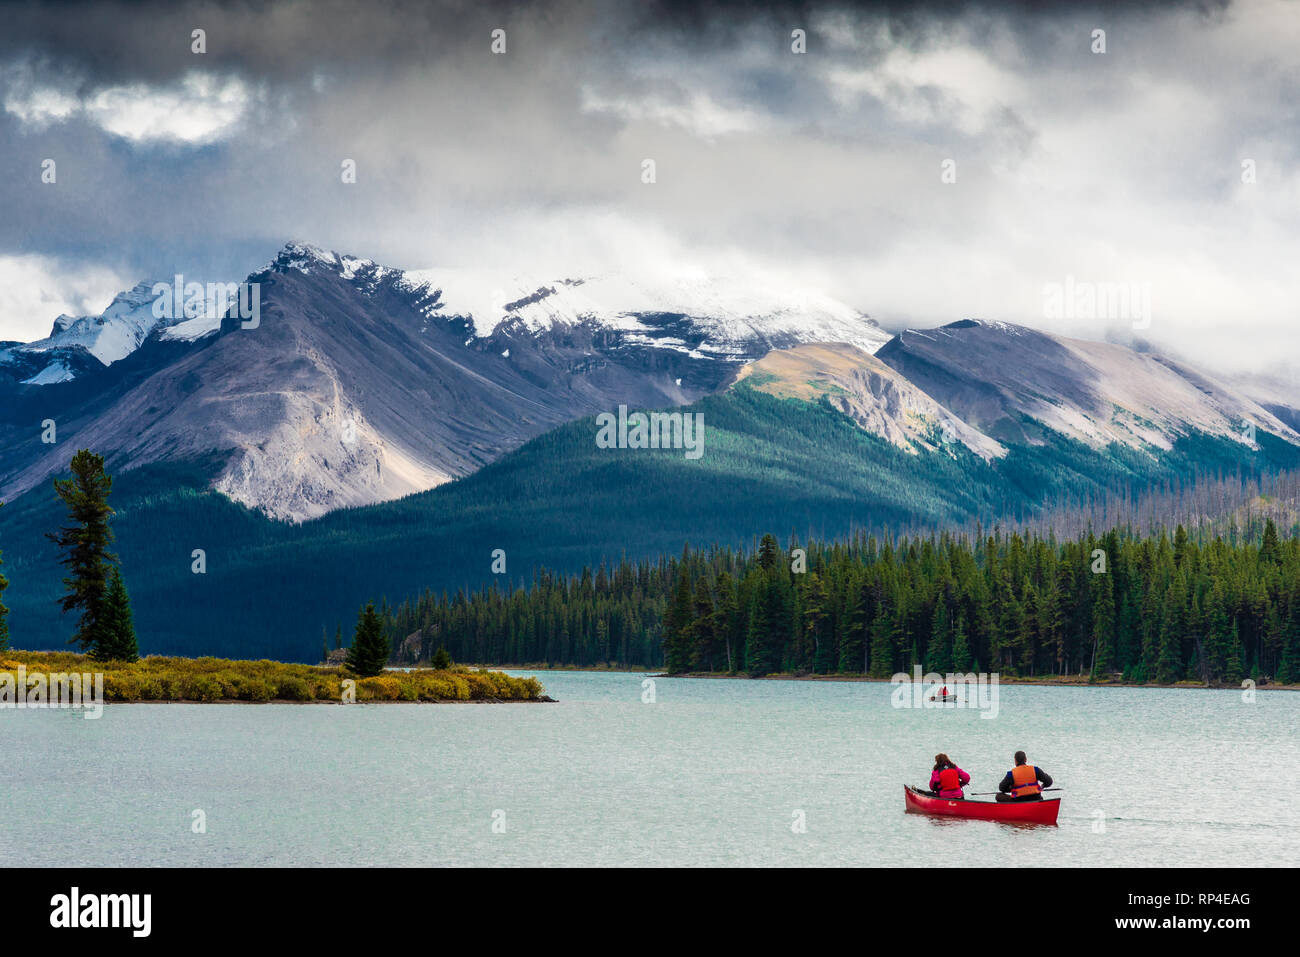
[94,567,139,662]
[801,571,832,674]
[1203,584,1234,685]
[713,571,739,673]
[47,450,117,654]
[432,646,453,669]
[868,607,895,678]
[662,571,694,674]
[1260,518,1281,565]
[950,614,972,672]
[689,576,718,672]
[838,581,870,674]
[1090,571,1115,681]
[1277,600,1300,685]
[928,595,952,673]
[345,602,390,677]
[745,569,790,677]
[1036,572,1063,673]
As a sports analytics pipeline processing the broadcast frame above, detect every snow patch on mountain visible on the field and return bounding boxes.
[21,358,75,385]
[33,280,168,365]
[266,242,889,355]
[402,268,891,354]
[158,312,223,342]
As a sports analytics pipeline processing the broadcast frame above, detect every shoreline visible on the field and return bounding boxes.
[489,665,1297,692]
[89,696,558,705]
[1,651,552,704]
[649,672,1300,691]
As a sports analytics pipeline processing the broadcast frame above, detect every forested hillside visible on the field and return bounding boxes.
[4,384,1299,661]
[388,523,1300,685]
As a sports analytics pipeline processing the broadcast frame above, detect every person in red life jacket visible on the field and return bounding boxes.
[995,751,1053,802]
[929,753,971,799]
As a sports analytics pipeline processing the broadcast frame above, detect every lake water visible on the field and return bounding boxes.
[6,672,1298,866]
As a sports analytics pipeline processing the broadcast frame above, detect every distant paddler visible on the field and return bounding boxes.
[928,683,955,702]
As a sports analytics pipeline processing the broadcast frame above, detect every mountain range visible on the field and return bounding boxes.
[2,241,1298,660]
[1,242,890,521]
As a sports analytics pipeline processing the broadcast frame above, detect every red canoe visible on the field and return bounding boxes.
[903,785,1060,825]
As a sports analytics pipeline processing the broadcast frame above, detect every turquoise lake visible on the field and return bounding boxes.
[6,671,1298,866]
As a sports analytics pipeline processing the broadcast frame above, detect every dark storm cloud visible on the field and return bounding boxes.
[0,0,1295,378]
[0,0,1231,81]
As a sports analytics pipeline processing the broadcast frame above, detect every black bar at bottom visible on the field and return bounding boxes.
[3,867,1268,942]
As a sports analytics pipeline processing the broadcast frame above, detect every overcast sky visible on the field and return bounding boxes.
[1,0,1297,377]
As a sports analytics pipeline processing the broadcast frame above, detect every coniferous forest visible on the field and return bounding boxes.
[386,522,1300,686]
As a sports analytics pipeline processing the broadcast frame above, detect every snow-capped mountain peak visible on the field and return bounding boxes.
[258,241,892,357]
[402,268,889,353]
[39,279,168,364]
[0,279,175,384]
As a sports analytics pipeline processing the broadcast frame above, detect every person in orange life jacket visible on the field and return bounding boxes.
[995,751,1052,802]
[929,753,971,799]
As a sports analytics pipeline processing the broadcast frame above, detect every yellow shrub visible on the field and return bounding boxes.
[357,676,402,701]
[0,650,546,703]
[181,674,224,702]
[275,676,314,701]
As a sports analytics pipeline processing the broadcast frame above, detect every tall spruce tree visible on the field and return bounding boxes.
[801,571,831,674]
[662,571,695,674]
[345,602,390,677]
[1277,599,1300,685]
[838,581,870,674]
[95,567,139,662]
[928,595,952,673]
[47,450,116,654]
[688,577,718,672]
[1090,571,1116,680]
[714,571,740,673]
[951,614,972,672]
[868,607,895,678]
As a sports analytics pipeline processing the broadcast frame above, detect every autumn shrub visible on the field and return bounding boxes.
[275,676,314,701]
[357,676,402,701]
[181,674,224,702]
[0,651,545,703]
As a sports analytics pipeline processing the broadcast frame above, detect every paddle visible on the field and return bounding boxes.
[968,788,1062,795]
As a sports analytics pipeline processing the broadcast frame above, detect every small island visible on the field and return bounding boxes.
[0,650,549,703]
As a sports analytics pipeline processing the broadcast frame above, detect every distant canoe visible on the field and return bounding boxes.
[928,694,958,702]
[903,785,1060,825]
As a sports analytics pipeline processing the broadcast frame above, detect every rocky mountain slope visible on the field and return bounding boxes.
[874,320,1299,452]
[0,243,888,520]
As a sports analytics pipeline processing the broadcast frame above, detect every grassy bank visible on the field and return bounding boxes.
[0,651,549,703]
